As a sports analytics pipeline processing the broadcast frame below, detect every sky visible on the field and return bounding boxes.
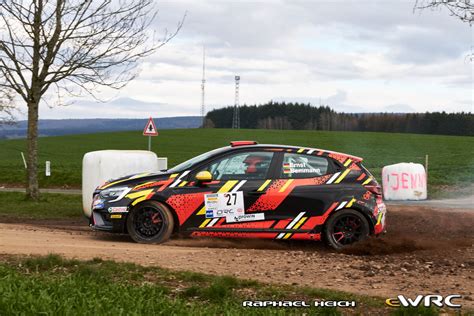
[28,0,474,119]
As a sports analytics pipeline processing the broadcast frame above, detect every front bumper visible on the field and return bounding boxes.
[90,209,127,233]
[90,192,129,233]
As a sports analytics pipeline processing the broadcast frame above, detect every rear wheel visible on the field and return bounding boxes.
[324,209,369,249]
[127,201,174,244]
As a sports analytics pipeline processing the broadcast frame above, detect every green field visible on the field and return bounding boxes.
[0,254,439,315]
[0,192,81,219]
[1,129,473,196]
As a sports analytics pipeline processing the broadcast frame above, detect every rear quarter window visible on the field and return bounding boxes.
[280,153,330,178]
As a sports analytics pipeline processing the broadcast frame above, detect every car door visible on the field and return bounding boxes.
[262,151,338,239]
[171,150,278,232]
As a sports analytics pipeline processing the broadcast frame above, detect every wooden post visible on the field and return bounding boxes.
[425,154,429,198]
[20,152,27,169]
[425,155,428,177]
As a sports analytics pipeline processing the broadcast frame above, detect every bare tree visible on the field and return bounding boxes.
[414,0,473,61]
[0,0,184,199]
[415,0,474,25]
[0,87,15,124]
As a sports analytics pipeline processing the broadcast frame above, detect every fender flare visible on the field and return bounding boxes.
[324,196,376,234]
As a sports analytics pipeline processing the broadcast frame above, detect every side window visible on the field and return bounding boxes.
[203,152,274,180]
[280,153,329,178]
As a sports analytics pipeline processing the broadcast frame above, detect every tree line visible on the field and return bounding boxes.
[205,101,473,136]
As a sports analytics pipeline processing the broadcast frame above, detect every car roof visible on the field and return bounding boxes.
[224,143,363,162]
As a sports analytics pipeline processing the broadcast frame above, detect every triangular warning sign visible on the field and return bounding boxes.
[143,117,158,136]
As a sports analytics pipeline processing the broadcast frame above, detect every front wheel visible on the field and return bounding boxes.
[323,209,370,249]
[127,201,174,244]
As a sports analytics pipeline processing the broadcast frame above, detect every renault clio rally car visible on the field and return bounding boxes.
[90,141,386,249]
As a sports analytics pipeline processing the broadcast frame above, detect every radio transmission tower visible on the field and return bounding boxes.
[200,46,206,127]
[232,75,240,129]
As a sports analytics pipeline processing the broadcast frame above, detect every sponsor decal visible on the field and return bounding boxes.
[204,191,245,218]
[227,213,265,223]
[242,300,356,308]
[385,295,462,308]
[108,206,128,213]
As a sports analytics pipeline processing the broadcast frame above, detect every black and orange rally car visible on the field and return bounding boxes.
[90,141,386,249]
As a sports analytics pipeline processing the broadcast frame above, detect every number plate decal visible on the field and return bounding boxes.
[204,191,245,218]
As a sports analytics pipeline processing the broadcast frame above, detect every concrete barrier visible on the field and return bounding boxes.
[82,150,160,217]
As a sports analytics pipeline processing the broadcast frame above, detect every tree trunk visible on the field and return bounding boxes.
[26,100,39,200]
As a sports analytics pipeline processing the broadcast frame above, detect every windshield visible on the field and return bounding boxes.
[167,147,227,173]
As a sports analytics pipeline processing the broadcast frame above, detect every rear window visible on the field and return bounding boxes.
[280,153,329,178]
[358,162,375,178]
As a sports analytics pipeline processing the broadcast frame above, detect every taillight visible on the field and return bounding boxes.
[365,185,382,195]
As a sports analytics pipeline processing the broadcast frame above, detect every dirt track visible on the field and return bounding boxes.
[1,205,473,308]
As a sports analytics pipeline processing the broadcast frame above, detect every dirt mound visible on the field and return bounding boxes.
[342,237,423,255]
[1,204,473,309]
[343,205,474,256]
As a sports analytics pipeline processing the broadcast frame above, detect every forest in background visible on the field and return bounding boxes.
[205,102,473,136]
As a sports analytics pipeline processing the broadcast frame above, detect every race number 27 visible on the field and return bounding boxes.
[225,193,237,206]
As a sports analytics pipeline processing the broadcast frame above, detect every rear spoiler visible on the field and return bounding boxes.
[318,149,363,162]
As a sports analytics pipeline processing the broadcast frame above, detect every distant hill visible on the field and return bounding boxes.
[0,116,202,139]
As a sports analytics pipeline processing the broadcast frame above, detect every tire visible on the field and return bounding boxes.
[323,209,370,250]
[127,201,174,244]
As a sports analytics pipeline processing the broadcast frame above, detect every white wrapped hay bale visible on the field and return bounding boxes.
[382,163,427,200]
[82,150,159,217]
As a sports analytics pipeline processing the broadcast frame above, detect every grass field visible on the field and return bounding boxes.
[0,192,81,219]
[0,254,438,315]
[0,128,473,196]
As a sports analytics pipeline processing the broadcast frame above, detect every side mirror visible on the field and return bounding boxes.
[196,171,213,183]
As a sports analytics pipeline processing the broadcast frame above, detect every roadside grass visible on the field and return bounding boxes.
[0,254,441,315]
[0,129,473,196]
[0,192,81,219]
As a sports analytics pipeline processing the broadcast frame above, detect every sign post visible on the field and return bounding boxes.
[143,117,158,151]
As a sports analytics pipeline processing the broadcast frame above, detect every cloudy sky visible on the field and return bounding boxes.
[33,0,472,119]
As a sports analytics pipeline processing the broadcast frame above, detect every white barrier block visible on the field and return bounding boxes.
[82,150,160,217]
[382,163,427,200]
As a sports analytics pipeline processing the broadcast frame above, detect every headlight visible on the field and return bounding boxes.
[99,187,131,202]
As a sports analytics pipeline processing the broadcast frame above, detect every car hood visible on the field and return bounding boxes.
[96,171,172,191]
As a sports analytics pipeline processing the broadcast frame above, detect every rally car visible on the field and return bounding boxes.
[90,141,386,249]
